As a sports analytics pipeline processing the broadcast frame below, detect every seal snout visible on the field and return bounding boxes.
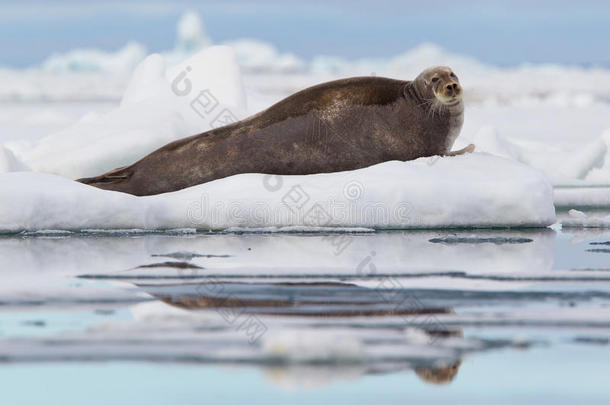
[442,81,462,99]
[435,75,462,105]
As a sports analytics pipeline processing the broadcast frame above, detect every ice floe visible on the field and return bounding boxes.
[0,153,555,232]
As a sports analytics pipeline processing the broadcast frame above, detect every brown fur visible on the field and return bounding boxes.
[78,66,466,196]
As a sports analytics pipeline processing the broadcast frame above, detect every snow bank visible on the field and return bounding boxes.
[561,209,610,228]
[6,46,247,179]
[0,154,555,233]
[0,146,27,172]
[554,187,610,209]
[42,42,146,74]
[460,126,610,185]
[175,11,212,54]
[224,39,306,73]
[311,43,489,78]
[0,69,130,102]
[2,11,610,106]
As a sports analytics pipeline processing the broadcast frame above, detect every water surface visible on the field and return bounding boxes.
[1,228,609,403]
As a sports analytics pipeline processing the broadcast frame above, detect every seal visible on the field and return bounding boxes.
[78,66,473,196]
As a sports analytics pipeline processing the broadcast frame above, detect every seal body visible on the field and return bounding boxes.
[78,66,465,196]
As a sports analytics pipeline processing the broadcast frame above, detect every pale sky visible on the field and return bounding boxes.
[0,0,609,67]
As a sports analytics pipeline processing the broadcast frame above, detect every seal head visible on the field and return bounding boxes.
[413,65,463,106]
[411,66,464,150]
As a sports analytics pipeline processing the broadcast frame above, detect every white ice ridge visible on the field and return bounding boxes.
[0,153,555,233]
[561,209,610,228]
[3,46,247,179]
[554,187,610,209]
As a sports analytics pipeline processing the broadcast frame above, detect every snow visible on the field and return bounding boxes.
[0,10,609,231]
[1,12,610,105]
[554,187,610,209]
[175,11,212,54]
[3,46,247,179]
[561,209,610,228]
[0,145,27,172]
[0,153,555,233]
[42,41,147,74]
[224,39,306,73]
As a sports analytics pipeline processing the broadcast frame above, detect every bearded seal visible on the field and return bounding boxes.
[78,66,473,196]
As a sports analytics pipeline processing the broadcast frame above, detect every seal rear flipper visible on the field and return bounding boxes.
[76,165,132,186]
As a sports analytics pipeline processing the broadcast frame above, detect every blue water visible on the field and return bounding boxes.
[1,346,608,405]
[0,228,609,403]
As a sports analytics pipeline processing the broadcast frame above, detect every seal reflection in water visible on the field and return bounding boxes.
[139,279,463,385]
[78,66,474,196]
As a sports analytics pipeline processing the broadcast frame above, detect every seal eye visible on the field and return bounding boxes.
[431,77,439,83]
[450,72,457,78]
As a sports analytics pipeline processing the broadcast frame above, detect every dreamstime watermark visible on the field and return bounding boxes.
[179,176,432,345]
[194,278,268,344]
[356,251,448,344]
[343,180,364,201]
[171,263,268,344]
[171,65,239,128]
[260,175,419,255]
[168,65,445,345]
[186,189,418,234]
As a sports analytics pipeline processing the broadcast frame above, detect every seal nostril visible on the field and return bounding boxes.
[446,85,452,91]
[452,83,458,89]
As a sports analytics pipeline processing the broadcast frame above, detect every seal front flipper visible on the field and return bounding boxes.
[444,143,475,157]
